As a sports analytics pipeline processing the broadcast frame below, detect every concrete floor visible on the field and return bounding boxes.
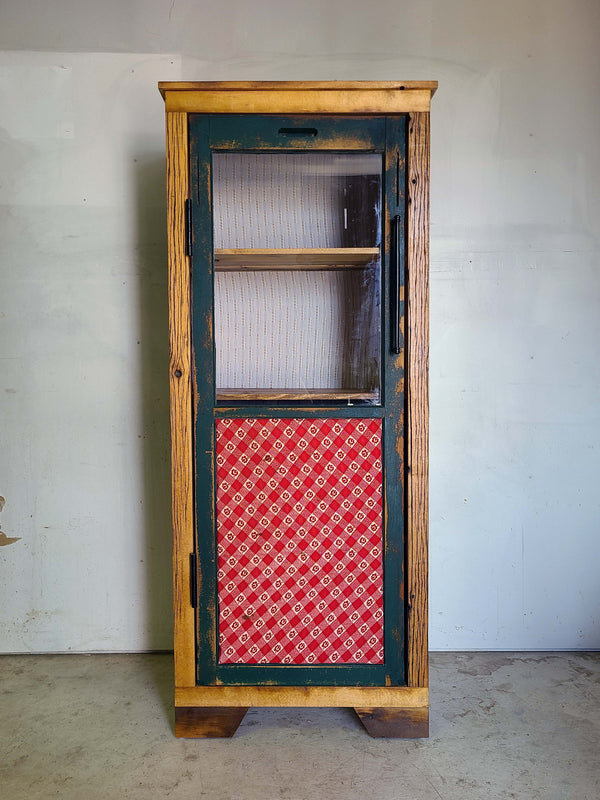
[1,653,598,800]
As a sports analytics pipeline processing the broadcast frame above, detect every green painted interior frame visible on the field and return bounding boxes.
[188,113,408,687]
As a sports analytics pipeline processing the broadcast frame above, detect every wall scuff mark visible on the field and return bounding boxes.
[0,497,21,546]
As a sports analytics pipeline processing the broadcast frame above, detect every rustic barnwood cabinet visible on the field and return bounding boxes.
[159,81,436,737]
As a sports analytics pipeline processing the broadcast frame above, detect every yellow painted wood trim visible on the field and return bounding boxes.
[175,686,429,708]
[405,112,430,688]
[159,80,437,98]
[166,111,196,688]
[163,88,432,114]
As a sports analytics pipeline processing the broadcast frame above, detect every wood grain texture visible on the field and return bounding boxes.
[159,81,438,97]
[216,389,378,402]
[355,706,429,738]
[164,90,432,115]
[175,706,249,738]
[214,247,379,270]
[175,686,428,708]
[406,112,430,688]
[166,111,196,688]
[159,83,437,114]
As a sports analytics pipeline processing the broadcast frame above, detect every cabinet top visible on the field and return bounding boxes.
[158,80,437,114]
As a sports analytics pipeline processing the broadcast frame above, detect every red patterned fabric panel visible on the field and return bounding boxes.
[216,417,384,665]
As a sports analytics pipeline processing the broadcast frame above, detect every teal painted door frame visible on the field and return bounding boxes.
[188,114,407,687]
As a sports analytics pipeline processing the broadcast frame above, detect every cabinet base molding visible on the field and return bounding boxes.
[175,706,249,738]
[175,685,428,709]
[354,706,429,738]
[174,687,429,738]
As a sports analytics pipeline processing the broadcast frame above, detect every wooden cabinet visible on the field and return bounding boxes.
[159,81,436,737]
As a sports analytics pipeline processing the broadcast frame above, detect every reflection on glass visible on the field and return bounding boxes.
[213,153,382,405]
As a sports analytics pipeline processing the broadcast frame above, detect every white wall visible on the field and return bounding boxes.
[0,0,598,652]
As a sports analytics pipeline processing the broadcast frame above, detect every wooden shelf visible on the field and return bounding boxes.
[217,388,379,402]
[214,247,379,271]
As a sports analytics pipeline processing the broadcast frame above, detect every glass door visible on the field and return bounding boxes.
[213,151,382,405]
[189,114,406,685]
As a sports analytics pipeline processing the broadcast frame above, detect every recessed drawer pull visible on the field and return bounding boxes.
[278,127,318,137]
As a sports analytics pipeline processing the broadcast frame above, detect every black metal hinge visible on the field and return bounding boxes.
[189,552,197,607]
[184,198,193,257]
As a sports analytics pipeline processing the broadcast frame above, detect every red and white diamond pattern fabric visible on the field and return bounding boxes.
[216,417,384,665]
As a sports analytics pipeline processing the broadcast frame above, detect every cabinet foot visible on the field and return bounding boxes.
[175,706,249,738]
[354,706,429,738]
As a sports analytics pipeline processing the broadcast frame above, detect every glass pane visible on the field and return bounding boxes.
[213,152,382,405]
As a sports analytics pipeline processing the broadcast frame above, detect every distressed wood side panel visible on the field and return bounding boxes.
[406,112,430,688]
[166,111,195,688]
